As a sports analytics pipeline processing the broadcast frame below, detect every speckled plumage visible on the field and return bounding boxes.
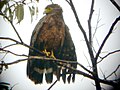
[27,4,77,84]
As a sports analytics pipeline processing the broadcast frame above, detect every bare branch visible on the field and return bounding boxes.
[0,12,23,43]
[0,58,28,66]
[67,1,102,89]
[99,67,106,80]
[98,49,120,63]
[2,43,18,49]
[0,37,45,56]
[0,55,118,87]
[0,48,28,57]
[59,61,119,87]
[83,52,91,69]
[88,0,94,46]
[93,9,104,39]
[0,36,93,76]
[106,64,120,79]
[110,0,120,12]
[67,0,94,65]
[47,80,58,90]
[65,0,70,5]
[0,51,7,61]
[0,39,92,75]
[95,16,120,61]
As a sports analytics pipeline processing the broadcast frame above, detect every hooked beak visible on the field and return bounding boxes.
[43,9,49,14]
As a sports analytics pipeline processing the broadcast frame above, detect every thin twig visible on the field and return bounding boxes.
[95,16,120,61]
[47,80,58,90]
[0,48,28,57]
[99,67,106,80]
[0,52,7,61]
[93,9,100,38]
[3,43,19,49]
[106,64,120,79]
[98,49,120,63]
[0,37,45,56]
[83,52,92,69]
[65,0,70,5]
[67,0,94,64]
[0,12,23,43]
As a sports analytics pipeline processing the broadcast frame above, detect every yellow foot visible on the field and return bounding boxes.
[43,49,50,57]
[50,50,56,59]
[42,49,56,59]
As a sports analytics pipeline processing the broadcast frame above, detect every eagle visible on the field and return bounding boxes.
[27,4,77,84]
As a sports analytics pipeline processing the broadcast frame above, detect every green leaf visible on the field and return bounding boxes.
[8,6,13,21]
[15,4,24,23]
[36,0,39,2]
[0,0,8,11]
[29,6,35,22]
[36,6,39,14]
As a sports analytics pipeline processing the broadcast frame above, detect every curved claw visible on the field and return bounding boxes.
[43,49,50,57]
[50,50,56,59]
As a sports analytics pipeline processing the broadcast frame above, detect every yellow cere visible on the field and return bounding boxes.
[44,7,53,14]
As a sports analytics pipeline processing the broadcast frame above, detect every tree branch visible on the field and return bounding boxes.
[93,9,104,39]
[98,49,120,63]
[67,0,94,65]
[106,64,120,79]
[0,37,93,75]
[47,80,58,90]
[110,0,120,12]
[0,48,28,57]
[88,0,94,46]
[2,43,19,49]
[0,55,119,87]
[67,1,102,89]
[0,12,23,43]
[95,16,120,61]
[0,37,45,56]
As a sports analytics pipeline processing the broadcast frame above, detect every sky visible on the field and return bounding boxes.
[0,0,120,90]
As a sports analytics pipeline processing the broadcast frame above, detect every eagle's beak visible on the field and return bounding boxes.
[43,9,47,14]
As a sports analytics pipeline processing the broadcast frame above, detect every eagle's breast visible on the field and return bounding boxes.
[37,14,65,52]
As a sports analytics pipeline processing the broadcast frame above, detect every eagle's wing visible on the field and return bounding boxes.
[27,17,45,84]
[55,25,77,83]
[27,14,66,84]
[27,16,57,84]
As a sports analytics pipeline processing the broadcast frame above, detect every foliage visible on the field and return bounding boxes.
[0,0,39,23]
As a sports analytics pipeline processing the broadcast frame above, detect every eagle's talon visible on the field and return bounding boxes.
[50,50,56,59]
[43,49,50,57]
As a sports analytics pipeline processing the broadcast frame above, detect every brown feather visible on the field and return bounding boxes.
[27,4,77,84]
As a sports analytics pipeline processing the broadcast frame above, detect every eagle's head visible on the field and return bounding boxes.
[44,4,63,15]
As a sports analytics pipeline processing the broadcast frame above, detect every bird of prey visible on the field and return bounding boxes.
[27,4,77,84]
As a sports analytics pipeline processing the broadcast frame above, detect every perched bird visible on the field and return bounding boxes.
[27,4,77,84]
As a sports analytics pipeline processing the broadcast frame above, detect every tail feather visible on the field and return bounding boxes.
[28,70,44,84]
[62,69,66,83]
[45,73,53,83]
[72,73,75,82]
[54,67,61,81]
[67,74,71,83]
